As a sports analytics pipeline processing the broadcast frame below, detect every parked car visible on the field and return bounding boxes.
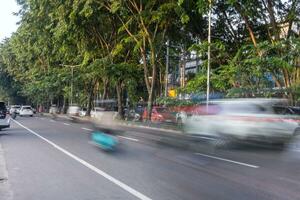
[142,106,177,123]
[91,107,105,119]
[49,105,59,114]
[10,105,21,114]
[124,106,144,121]
[79,108,87,117]
[67,105,80,117]
[19,105,34,117]
[0,102,10,130]
[184,99,299,147]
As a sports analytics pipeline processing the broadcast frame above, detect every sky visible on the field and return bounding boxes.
[0,0,20,42]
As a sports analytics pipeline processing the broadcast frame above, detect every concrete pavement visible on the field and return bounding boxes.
[0,116,300,200]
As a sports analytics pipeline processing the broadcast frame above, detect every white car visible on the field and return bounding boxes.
[19,106,34,117]
[184,99,299,146]
[0,102,10,130]
[79,108,87,117]
[67,105,80,117]
[10,105,21,114]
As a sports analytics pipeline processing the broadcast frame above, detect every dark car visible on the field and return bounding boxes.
[124,106,144,121]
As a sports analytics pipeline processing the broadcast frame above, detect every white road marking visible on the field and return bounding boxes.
[81,127,93,131]
[63,123,70,126]
[12,119,152,200]
[291,149,300,152]
[194,153,259,168]
[118,136,139,142]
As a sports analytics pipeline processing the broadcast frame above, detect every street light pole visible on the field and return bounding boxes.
[207,0,212,108]
[60,64,80,106]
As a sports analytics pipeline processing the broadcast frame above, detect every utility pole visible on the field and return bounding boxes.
[70,66,74,105]
[60,64,80,106]
[207,0,212,108]
[165,39,170,97]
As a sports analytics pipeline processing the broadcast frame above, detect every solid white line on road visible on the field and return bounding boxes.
[12,119,152,200]
[81,127,93,131]
[194,153,259,169]
[118,136,139,142]
[63,123,70,126]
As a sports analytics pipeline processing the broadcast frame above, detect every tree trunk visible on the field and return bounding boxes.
[147,63,157,120]
[86,81,95,116]
[266,0,280,41]
[116,81,123,119]
[234,2,258,48]
[102,79,109,100]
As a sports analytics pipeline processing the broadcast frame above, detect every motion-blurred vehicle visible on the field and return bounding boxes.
[184,99,299,146]
[49,105,59,114]
[10,105,21,114]
[0,102,10,130]
[19,106,34,117]
[142,106,177,123]
[273,105,300,115]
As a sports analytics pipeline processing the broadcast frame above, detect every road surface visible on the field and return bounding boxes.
[0,116,300,200]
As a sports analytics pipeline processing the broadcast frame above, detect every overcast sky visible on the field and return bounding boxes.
[0,0,20,42]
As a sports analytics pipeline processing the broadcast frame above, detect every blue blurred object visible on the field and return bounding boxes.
[91,131,118,150]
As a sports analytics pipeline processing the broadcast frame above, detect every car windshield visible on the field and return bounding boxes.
[23,106,32,110]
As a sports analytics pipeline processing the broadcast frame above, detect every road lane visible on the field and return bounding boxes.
[1,116,300,200]
[1,120,137,200]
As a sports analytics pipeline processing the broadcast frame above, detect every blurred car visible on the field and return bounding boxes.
[10,105,21,114]
[49,105,59,114]
[19,105,34,117]
[67,105,80,117]
[142,106,177,123]
[91,107,105,119]
[79,108,87,117]
[184,99,299,146]
[273,105,300,115]
[0,102,10,130]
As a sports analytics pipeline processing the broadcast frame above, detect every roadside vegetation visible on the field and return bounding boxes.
[0,0,299,118]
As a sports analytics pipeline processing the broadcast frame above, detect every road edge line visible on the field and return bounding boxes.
[12,119,152,200]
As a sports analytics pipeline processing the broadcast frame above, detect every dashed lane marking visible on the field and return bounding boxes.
[81,127,93,131]
[118,136,139,142]
[194,153,259,168]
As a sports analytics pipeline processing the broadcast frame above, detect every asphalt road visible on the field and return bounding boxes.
[0,116,300,200]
